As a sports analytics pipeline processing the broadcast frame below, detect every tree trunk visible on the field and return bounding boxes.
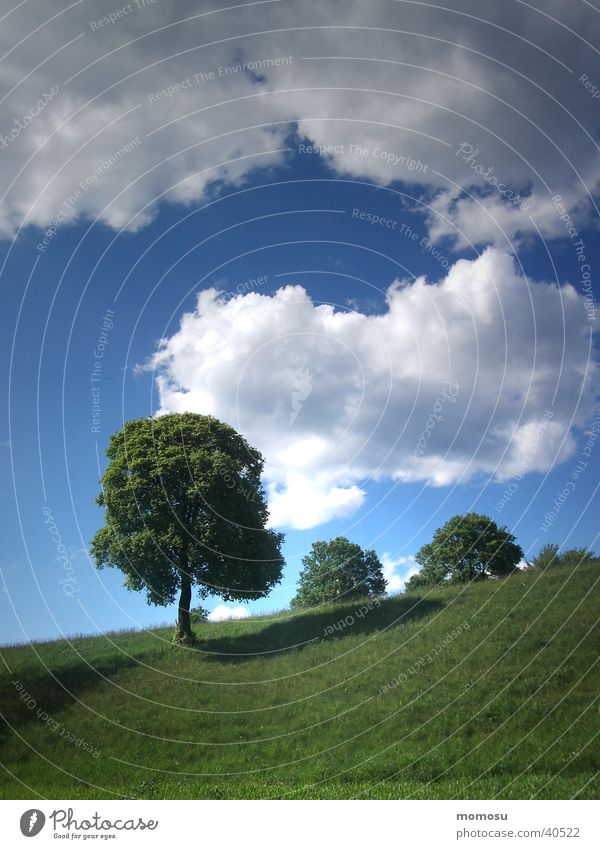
[177,572,193,640]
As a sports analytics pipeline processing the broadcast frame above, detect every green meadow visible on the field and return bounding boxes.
[1,562,598,800]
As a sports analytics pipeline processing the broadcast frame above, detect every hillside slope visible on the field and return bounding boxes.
[1,563,598,799]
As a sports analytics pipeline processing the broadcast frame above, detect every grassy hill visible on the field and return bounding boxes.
[1,562,598,800]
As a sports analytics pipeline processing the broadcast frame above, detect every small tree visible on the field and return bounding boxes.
[291,537,386,608]
[91,413,284,643]
[530,543,560,571]
[558,547,595,569]
[404,571,430,593]
[530,544,595,571]
[413,513,523,586]
[190,606,209,624]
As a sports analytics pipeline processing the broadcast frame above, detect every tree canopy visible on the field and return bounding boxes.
[529,543,560,571]
[291,536,386,608]
[91,413,284,641]
[529,544,596,571]
[412,512,523,587]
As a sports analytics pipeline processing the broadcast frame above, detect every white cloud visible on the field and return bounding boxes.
[207,604,250,622]
[267,473,366,530]
[424,188,593,249]
[149,247,598,529]
[1,0,599,244]
[381,553,419,594]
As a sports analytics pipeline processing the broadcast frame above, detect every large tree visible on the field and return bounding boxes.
[413,513,523,586]
[291,537,386,608]
[91,413,284,642]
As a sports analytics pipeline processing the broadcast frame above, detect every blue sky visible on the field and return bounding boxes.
[1,0,599,643]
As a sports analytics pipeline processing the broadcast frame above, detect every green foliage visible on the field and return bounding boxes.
[414,512,523,586]
[531,544,596,571]
[558,547,596,569]
[90,413,284,639]
[291,536,387,608]
[190,606,209,624]
[1,562,597,799]
[173,606,209,646]
[530,543,560,571]
[404,571,430,592]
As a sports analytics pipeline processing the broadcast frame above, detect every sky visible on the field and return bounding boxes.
[1,0,599,643]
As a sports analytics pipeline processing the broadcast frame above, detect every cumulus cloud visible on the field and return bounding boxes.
[381,553,419,594]
[1,0,599,244]
[424,187,594,249]
[149,248,598,529]
[208,604,251,622]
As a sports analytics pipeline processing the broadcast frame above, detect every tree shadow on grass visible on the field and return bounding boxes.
[0,648,158,741]
[201,594,444,663]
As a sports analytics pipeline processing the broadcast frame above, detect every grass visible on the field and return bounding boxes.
[0,562,598,800]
